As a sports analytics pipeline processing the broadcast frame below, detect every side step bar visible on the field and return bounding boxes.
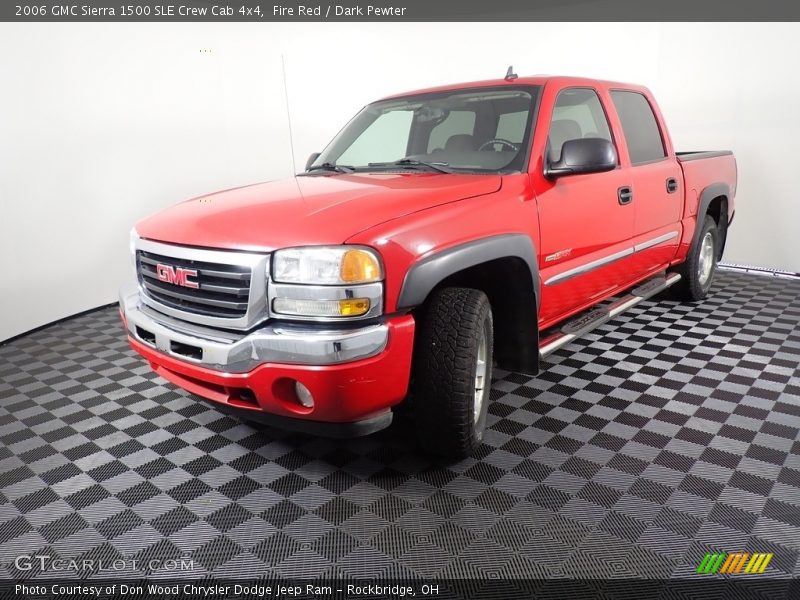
[539,272,682,359]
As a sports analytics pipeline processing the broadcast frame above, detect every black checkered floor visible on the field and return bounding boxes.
[1,269,799,580]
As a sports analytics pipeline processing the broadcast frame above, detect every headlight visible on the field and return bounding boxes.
[270,246,384,320]
[272,246,382,285]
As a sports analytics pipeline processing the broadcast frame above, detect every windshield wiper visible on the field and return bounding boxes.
[306,162,355,173]
[368,158,454,174]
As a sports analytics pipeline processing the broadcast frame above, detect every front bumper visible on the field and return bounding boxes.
[120,282,393,371]
[120,281,415,435]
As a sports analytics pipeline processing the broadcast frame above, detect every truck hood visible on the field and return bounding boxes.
[136,173,502,252]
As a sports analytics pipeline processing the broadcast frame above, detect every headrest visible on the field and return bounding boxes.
[445,134,477,152]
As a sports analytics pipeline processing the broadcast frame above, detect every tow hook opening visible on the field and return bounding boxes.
[230,387,258,408]
[170,339,203,361]
[135,326,156,346]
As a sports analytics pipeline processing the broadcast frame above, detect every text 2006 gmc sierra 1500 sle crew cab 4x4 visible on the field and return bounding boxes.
[120,75,737,458]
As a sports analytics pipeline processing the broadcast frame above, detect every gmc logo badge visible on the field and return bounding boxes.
[156,264,199,289]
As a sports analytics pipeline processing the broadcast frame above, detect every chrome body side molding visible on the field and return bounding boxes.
[544,231,680,286]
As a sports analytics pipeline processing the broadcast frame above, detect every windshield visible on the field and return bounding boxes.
[309,86,540,174]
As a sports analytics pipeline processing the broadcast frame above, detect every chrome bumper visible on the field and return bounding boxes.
[119,281,389,373]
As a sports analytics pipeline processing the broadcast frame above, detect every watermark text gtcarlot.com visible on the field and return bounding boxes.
[12,555,195,572]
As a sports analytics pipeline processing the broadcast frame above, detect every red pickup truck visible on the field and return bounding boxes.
[120,75,737,458]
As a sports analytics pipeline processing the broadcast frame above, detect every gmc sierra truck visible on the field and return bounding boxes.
[120,75,737,458]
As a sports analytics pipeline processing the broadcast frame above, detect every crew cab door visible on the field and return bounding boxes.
[609,90,682,273]
[534,86,636,326]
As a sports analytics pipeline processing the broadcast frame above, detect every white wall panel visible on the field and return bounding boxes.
[0,22,795,340]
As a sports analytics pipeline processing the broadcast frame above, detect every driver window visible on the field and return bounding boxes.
[549,88,613,163]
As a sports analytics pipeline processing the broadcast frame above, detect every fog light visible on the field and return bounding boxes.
[295,381,314,408]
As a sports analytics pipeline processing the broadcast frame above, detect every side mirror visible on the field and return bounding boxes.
[545,138,617,179]
[305,152,321,171]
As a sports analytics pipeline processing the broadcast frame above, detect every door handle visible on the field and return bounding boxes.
[618,186,633,205]
[666,177,679,193]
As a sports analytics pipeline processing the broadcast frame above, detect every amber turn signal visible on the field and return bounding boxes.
[340,249,382,283]
[272,297,371,318]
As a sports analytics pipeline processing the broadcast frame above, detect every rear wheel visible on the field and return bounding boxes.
[673,215,719,301]
[410,287,493,458]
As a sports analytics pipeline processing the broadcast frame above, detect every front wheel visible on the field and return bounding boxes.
[673,215,719,302]
[410,287,493,458]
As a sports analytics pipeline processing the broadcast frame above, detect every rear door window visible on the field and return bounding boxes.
[610,91,666,164]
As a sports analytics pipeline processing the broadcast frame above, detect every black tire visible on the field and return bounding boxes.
[410,287,493,458]
[672,215,719,302]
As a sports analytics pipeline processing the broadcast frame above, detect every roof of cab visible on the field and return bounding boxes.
[379,75,646,101]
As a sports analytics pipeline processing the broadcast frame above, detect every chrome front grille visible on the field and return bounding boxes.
[137,250,251,318]
[134,237,269,330]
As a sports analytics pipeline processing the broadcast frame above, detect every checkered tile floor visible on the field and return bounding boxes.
[1,269,799,580]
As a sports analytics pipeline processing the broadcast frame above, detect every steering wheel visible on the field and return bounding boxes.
[478,138,519,152]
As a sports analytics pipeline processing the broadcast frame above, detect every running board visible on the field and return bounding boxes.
[538,272,681,359]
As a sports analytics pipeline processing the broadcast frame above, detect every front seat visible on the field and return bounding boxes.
[547,119,581,163]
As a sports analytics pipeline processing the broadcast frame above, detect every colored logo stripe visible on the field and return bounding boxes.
[698,553,774,574]
[744,553,774,574]
[733,553,750,574]
[697,553,726,574]
[719,553,748,573]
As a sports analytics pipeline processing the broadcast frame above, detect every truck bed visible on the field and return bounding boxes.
[676,152,737,205]
[676,150,734,162]
[675,150,737,260]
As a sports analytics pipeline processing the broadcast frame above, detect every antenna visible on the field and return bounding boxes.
[281,54,297,174]
[504,65,518,81]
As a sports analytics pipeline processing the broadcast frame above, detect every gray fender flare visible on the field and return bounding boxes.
[397,233,540,310]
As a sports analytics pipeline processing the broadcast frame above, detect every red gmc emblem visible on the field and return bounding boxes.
[156,263,199,289]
